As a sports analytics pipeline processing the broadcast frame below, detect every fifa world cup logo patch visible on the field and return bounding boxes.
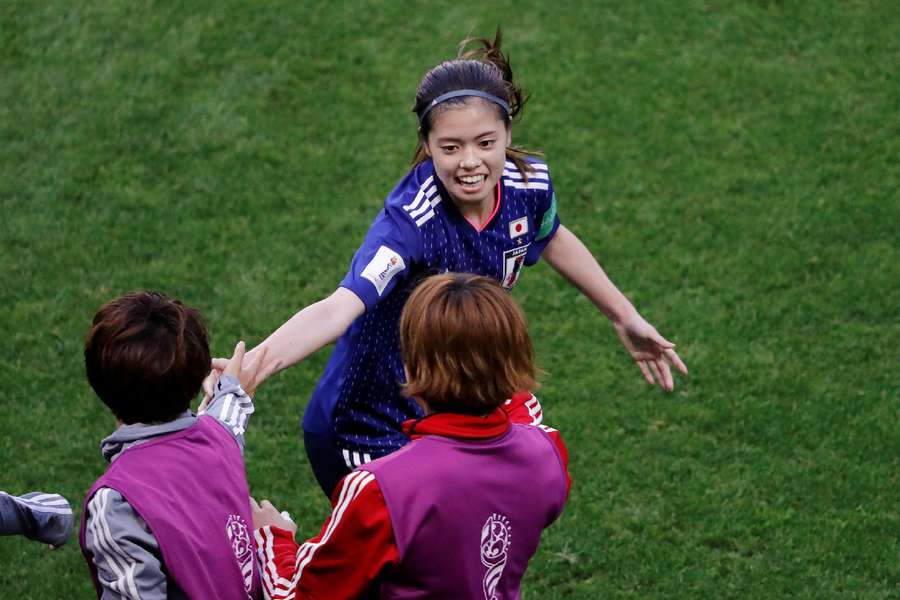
[226,514,254,598]
[480,513,511,600]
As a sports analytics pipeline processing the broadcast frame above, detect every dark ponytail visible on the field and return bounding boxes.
[411,29,539,179]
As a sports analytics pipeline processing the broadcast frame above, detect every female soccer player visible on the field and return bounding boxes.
[212,31,687,496]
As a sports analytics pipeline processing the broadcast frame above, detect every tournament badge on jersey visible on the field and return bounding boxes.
[225,514,255,598]
[501,245,529,289]
[480,512,512,600]
[361,245,407,297]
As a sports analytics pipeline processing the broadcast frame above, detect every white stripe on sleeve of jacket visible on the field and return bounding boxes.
[87,489,142,599]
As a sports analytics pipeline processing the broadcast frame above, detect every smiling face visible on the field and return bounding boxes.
[424,98,511,214]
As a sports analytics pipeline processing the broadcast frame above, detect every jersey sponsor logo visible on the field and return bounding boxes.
[361,245,407,296]
[480,513,512,600]
[225,514,255,597]
[501,245,529,289]
[508,216,529,239]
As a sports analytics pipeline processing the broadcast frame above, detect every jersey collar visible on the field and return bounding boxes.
[470,180,503,232]
[402,407,511,440]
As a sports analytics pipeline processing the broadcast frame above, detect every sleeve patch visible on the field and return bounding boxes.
[535,193,558,241]
[360,245,407,296]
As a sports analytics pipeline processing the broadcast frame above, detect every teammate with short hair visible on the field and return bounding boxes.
[210,30,687,497]
[80,291,276,600]
[252,273,570,600]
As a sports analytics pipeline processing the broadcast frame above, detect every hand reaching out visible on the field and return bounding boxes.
[199,342,281,411]
[250,497,297,534]
[223,341,281,397]
[613,313,688,392]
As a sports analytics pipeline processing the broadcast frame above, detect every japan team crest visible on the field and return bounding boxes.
[226,514,254,597]
[501,245,529,289]
[480,513,512,600]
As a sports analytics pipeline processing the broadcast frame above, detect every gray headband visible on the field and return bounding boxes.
[417,89,510,122]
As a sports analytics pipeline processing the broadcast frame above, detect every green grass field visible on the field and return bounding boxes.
[1,1,897,597]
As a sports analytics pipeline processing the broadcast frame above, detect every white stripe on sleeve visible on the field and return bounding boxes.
[408,187,438,218]
[11,494,73,515]
[502,169,550,181]
[293,471,375,579]
[525,394,543,425]
[87,489,142,599]
[402,176,435,211]
[255,527,294,597]
[505,160,548,172]
[415,209,435,227]
[503,180,550,191]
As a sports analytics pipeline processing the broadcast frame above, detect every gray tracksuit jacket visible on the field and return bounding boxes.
[0,490,73,546]
[82,375,253,600]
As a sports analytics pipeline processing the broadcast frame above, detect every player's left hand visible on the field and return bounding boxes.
[250,497,297,534]
[198,343,281,412]
[223,341,282,398]
[613,313,688,392]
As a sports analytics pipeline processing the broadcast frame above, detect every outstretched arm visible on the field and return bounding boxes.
[247,287,366,369]
[0,491,73,547]
[248,287,365,372]
[541,225,687,391]
[205,288,365,397]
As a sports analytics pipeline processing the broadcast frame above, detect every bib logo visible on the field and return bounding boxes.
[361,245,407,296]
[480,513,512,600]
[501,245,529,289]
[225,514,254,597]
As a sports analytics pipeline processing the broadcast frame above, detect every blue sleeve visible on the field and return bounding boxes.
[339,207,422,311]
[525,168,561,266]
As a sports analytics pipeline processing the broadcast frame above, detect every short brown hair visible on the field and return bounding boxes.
[84,290,211,424]
[400,273,537,413]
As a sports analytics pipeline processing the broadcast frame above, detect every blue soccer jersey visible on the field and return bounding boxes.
[302,157,561,462]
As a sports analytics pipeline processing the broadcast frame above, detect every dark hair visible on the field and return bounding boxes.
[411,29,539,179]
[400,273,538,414]
[84,290,211,424]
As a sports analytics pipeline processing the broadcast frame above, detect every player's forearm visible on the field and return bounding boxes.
[0,493,30,537]
[543,225,637,323]
[248,288,365,373]
[0,491,73,545]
